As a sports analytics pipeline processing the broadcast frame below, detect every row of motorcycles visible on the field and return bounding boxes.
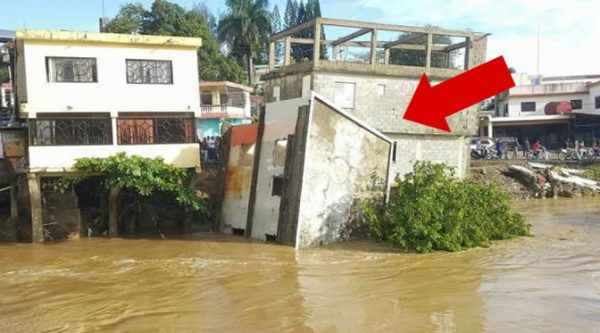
[471,146,549,160]
[558,147,600,161]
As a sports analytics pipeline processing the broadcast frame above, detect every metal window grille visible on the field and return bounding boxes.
[46,57,97,83]
[126,59,173,84]
[117,117,194,144]
[29,118,112,146]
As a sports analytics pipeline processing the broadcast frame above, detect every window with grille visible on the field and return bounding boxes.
[596,96,600,109]
[117,117,194,144]
[29,118,112,145]
[521,102,536,112]
[570,99,582,110]
[46,57,97,83]
[126,59,173,84]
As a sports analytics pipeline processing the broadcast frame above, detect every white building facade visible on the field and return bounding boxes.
[15,29,203,171]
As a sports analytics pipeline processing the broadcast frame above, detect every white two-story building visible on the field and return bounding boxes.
[13,29,203,242]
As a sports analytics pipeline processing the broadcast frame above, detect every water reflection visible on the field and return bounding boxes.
[0,199,599,332]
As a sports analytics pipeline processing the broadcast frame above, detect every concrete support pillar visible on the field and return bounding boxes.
[370,29,378,67]
[108,186,121,237]
[268,41,275,71]
[284,37,291,65]
[0,88,5,108]
[332,46,339,62]
[111,116,118,145]
[464,37,471,69]
[384,49,390,65]
[313,20,322,62]
[487,117,493,138]
[10,182,18,218]
[27,173,43,243]
[425,33,433,74]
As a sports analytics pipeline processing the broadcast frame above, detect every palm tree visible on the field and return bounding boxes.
[218,0,272,85]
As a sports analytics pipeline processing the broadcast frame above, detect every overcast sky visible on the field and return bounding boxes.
[2,0,598,76]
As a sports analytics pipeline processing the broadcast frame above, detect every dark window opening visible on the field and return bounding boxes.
[201,93,213,105]
[272,175,284,196]
[571,99,582,110]
[126,59,173,84]
[29,118,112,146]
[596,96,600,109]
[232,228,245,236]
[521,102,536,112]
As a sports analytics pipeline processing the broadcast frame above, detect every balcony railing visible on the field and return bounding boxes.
[200,92,247,114]
[29,118,112,146]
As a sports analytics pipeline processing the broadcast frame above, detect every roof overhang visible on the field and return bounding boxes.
[491,115,571,127]
[15,29,202,49]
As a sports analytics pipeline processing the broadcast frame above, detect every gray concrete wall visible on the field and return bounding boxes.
[312,71,480,136]
[295,95,391,248]
[386,133,469,179]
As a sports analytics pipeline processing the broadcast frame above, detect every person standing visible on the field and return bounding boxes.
[207,136,217,161]
[523,137,531,158]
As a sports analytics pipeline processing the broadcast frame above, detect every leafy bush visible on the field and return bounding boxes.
[362,162,530,253]
[583,167,600,182]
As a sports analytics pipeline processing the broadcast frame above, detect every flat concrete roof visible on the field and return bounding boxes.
[15,29,202,48]
[200,81,254,93]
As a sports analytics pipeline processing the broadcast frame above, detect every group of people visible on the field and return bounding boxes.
[200,136,219,162]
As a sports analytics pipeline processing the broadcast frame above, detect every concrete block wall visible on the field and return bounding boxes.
[387,133,469,179]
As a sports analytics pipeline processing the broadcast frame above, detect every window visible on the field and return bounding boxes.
[46,57,97,83]
[377,84,386,97]
[334,82,356,109]
[272,176,284,196]
[571,99,582,110]
[392,141,397,162]
[126,59,173,84]
[201,93,213,106]
[29,118,112,145]
[596,96,600,109]
[521,102,536,112]
[117,116,194,144]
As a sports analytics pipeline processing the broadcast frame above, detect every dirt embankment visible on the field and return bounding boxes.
[470,163,599,199]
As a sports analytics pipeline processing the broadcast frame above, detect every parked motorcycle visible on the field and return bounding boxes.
[526,146,549,161]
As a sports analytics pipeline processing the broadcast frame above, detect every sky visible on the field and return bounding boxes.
[1,0,599,76]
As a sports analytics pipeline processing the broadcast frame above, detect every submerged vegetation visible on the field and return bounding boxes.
[45,153,204,212]
[362,162,530,253]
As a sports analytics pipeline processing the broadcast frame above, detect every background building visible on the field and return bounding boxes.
[198,80,253,138]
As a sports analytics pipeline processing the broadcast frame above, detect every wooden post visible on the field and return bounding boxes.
[313,20,321,62]
[268,41,275,71]
[27,173,43,243]
[108,187,121,237]
[284,37,291,65]
[425,33,433,74]
[370,29,378,67]
[384,48,390,65]
[10,182,18,218]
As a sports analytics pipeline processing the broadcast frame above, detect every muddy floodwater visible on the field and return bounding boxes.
[1,199,600,332]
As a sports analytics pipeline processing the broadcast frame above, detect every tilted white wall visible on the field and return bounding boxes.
[21,42,200,115]
[250,97,308,241]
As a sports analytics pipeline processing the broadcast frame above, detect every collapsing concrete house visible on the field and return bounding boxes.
[218,18,489,248]
[219,92,392,248]
[264,18,488,179]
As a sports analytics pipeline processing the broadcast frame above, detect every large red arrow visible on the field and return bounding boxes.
[403,56,515,132]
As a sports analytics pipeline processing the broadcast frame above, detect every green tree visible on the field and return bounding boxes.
[284,0,298,29]
[271,5,282,63]
[0,66,9,83]
[105,1,246,83]
[103,3,147,34]
[218,0,272,85]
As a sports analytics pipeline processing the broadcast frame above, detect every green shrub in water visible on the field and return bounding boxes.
[362,162,530,253]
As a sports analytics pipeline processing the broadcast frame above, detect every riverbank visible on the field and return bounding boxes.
[470,162,600,199]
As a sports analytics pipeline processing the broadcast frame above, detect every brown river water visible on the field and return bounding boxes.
[1,199,600,332]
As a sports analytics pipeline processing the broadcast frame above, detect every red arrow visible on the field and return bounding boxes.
[403,56,515,132]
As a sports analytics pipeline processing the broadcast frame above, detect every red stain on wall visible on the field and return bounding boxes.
[231,123,258,146]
